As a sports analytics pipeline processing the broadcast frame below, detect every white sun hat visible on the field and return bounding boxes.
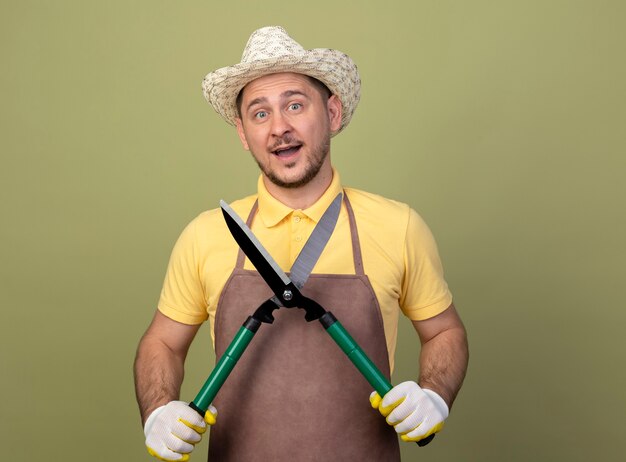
[202,26,361,135]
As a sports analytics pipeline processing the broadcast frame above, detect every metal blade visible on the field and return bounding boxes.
[220,200,292,296]
[290,193,342,289]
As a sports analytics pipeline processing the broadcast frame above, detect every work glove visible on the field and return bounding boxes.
[144,400,217,461]
[370,381,448,443]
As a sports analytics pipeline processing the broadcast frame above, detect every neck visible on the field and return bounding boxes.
[263,162,334,209]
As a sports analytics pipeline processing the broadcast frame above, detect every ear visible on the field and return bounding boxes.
[235,118,250,150]
[327,95,343,133]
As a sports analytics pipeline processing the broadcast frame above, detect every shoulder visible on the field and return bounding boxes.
[177,194,257,255]
[344,187,435,245]
[188,194,257,232]
[344,187,412,228]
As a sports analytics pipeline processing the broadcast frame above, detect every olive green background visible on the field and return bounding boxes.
[1,1,624,461]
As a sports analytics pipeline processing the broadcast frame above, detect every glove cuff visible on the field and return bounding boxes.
[423,388,450,419]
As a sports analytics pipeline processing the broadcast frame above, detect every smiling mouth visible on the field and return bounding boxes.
[272,145,302,157]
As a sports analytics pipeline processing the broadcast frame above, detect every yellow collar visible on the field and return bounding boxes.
[257,170,343,227]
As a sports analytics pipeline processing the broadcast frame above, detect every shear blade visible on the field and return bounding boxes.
[220,200,295,299]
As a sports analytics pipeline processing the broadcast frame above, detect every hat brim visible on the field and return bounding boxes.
[202,48,360,135]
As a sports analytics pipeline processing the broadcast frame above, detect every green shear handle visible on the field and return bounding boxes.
[189,317,261,417]
[320,312,435,447]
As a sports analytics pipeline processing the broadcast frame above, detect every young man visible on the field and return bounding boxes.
[134,26,468,461]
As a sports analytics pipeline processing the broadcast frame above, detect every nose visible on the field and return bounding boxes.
[270,111,291,137]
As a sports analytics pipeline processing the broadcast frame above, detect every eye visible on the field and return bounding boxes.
[254,111,268,119]
[288,103,302,111]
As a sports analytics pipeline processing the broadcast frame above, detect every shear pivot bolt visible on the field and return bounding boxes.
[283,290,293,301]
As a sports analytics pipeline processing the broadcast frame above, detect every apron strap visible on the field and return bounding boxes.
[235,191,364,277]
[235,201,260,269]
[343,192,365,276]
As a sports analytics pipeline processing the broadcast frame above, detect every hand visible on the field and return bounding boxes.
[370,381,448,443]
[144,400,217,461]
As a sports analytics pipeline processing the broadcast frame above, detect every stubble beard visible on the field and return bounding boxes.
[253,132,331,189]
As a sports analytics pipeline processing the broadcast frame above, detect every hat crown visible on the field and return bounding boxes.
[203,26,360,135]
[241,26,306,63]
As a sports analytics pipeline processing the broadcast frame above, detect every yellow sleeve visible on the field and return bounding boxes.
[400,208,453,321]
[157,217,209,325]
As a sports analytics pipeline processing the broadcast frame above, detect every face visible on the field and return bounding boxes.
[235,73,342,189]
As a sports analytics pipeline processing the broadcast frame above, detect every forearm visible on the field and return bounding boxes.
[134,335,186,425]
[418,324,468,408]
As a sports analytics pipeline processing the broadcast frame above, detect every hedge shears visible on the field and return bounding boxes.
[189,194,434,447]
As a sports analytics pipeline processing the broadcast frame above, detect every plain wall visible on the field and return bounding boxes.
[1,1,624,460]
